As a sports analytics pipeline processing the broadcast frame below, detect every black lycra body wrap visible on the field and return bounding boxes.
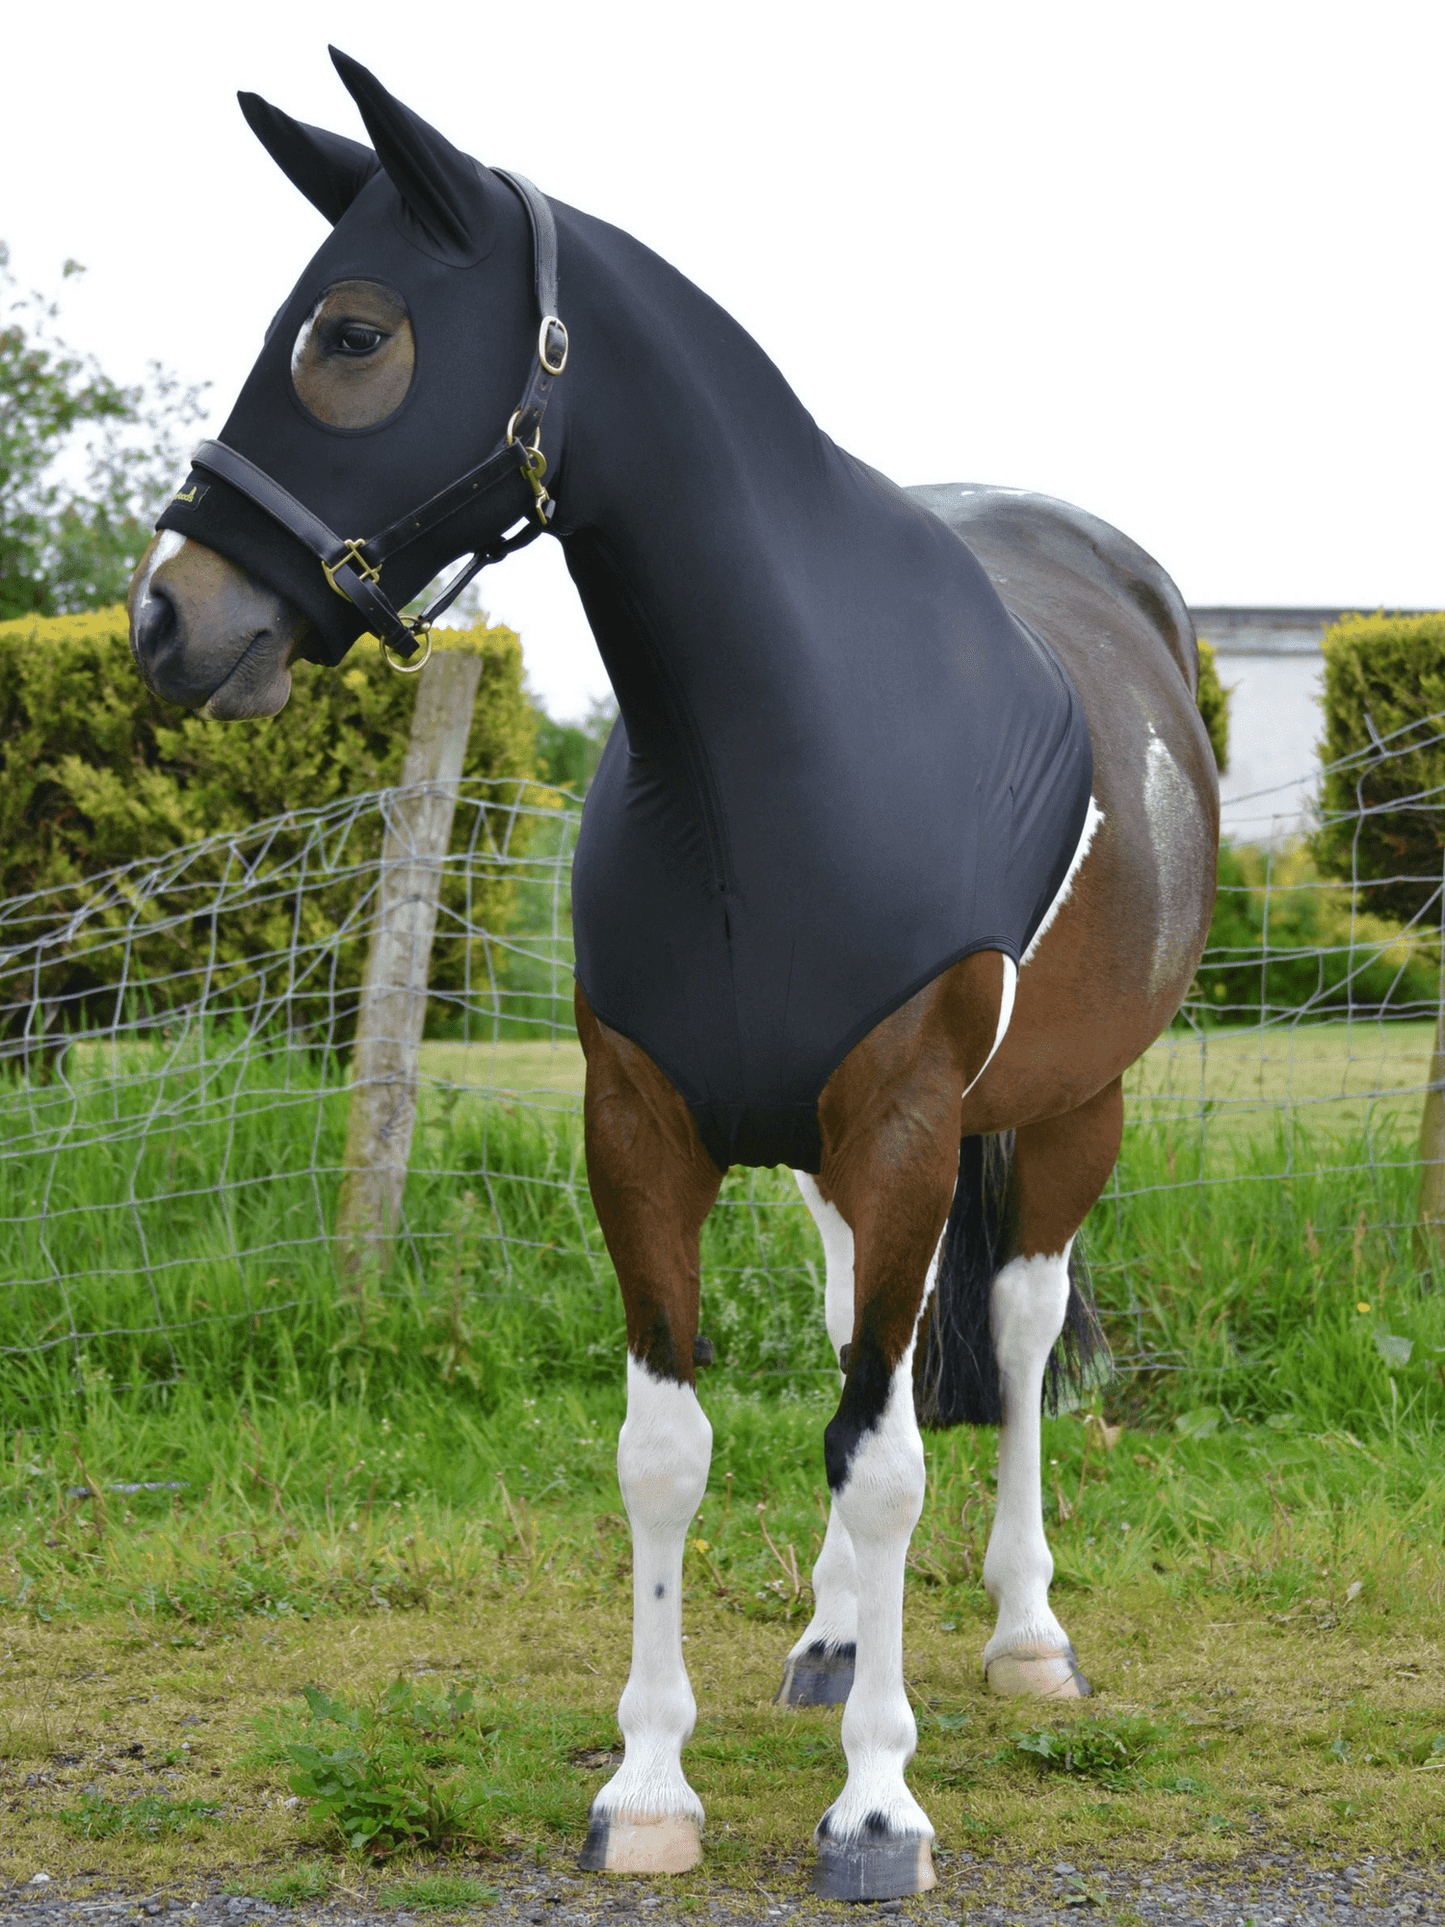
[569,453,1093,1176]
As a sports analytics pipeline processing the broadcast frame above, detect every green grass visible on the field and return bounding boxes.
[1126,1017,1436,1145]
[56,1793,225,1840]
[2,1422,1443,1890]
[3,1023,1445,1888]
[380,1872,499,1909]
[4,1022,1441,1440]
[225,1866,336,1906]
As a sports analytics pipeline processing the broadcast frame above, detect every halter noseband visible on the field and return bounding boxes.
[183,170,567,672]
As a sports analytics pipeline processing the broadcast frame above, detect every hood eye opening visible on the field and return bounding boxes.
[290,278,415,429]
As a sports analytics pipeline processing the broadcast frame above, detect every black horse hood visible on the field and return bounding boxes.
[157,49,543,665]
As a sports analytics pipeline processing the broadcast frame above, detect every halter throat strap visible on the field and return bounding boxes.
[185,168,568,663]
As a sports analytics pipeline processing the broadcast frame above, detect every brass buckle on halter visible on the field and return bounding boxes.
[506,414,553,526]
[322,539,382,602]
[539,315,569,377]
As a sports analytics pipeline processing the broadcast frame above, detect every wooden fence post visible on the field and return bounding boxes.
[1418,1007,1445,1264]
[336,646,483,1275]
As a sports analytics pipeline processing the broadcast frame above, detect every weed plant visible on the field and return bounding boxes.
[280,1681,491,1854]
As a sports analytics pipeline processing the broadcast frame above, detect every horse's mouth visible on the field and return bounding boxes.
[128,532,310,718]
[199,627,298,720]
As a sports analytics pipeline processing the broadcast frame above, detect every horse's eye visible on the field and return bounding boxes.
[337,324,384,355]
[292,279,413,426]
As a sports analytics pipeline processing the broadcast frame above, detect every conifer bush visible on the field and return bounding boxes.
[1312,611,1445,925]
[0,608,537,1037]
[1195,636,1229,773]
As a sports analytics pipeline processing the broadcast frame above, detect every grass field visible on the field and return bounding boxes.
[1126,1018,1437,1146]
[427,1015,1441,1133]
[2,1020,1444,1895]
[2,1409,1443,1894]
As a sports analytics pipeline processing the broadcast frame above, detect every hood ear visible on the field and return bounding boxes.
[238,92,381,224]
[327,46,488,260]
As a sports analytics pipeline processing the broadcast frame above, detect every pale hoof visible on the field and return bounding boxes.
[776,1640,855,1708]
[985,1644,1092,1698]
[812,1829,936,1900]
[577,1808,702,1874]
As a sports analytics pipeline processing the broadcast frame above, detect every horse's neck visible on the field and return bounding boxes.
[555,210,852,735]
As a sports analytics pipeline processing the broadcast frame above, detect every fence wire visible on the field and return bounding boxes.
[0,714,1440,1404]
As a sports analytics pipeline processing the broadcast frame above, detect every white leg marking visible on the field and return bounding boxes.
[594,1356,712,1828]
[789,1172,859,1656]
[961,954,1017,1100]
[1021,795,1105,967]
[821,1336,934,1849]
[981,1246,1080,1682]
[794,1172,856,1368]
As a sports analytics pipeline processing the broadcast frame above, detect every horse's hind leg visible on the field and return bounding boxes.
[574,991,723,1875]
[982,1077,1123,1697]
[777,1171,859,1708]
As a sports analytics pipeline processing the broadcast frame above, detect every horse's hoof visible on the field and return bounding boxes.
[776,1640,855,1707]
[577,1810,702,1874]
[811,1831,936,1900]
[985,1644,1092,1698]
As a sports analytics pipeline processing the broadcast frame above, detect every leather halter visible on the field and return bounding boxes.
[186,170,568,667]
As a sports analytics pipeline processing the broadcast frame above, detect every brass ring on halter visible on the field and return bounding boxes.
[380,625,434,675]
[506,410,542,453]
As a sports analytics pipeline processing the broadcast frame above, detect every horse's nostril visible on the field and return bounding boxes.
[132,585,177,671]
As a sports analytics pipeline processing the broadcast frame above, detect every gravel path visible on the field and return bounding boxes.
[1,1852,1441,1927]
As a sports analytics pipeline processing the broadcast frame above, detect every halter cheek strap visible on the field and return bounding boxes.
[182,170,568,668]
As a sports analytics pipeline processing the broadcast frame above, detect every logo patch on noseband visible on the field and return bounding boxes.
[172,482,210,508]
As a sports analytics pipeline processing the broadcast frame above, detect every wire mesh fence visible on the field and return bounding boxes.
[0,711,1441,1418]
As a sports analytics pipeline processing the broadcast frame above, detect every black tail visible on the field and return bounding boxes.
[914,1131,1110,1428]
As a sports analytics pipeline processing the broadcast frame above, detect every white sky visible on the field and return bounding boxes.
[7,1,1442,718]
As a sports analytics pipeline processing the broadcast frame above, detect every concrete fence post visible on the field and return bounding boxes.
[336,646,483,1276]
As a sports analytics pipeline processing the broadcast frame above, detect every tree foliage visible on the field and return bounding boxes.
[532,692,616,791]
[0,245,205,620]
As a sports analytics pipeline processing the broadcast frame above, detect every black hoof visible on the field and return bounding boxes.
[811,1830,936,1900]
[776,1640,856,1707]
[576,1816,610,1872]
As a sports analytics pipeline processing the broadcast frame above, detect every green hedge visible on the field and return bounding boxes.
[1313,611,1445,924]
[0,609,537,1038]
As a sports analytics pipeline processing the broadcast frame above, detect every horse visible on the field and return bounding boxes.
[126,49,1218,1901]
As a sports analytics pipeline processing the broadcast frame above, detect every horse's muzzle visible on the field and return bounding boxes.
[127,532,306,719]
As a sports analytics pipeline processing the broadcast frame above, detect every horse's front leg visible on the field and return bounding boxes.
[982,1078,1122,1698]
[803,952,1007,1899]
[574,990,723,1876]
[810,1159,951,1901]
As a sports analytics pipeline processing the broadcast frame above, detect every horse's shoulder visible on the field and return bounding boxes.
[907,482,1198,696]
